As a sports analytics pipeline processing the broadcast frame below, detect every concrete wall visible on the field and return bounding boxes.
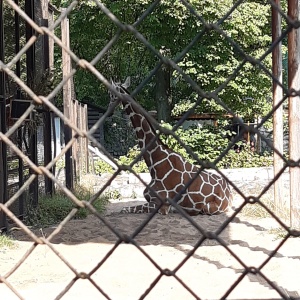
[95,167,289,201]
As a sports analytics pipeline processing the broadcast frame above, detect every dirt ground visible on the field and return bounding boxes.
[1,198,300,300]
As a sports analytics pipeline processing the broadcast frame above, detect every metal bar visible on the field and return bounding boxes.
[288,0,300,229]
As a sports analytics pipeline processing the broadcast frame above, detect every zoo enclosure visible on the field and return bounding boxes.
[1,0,300,299]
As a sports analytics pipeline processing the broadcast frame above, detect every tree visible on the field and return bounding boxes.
[52,0,276,122]
[171,0,274,121]
[155,60,172,122]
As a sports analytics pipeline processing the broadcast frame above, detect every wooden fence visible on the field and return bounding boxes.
[70,99,89,182]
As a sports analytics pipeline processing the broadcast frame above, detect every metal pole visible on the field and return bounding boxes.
[288,0,300,229]
[272,0,284,211]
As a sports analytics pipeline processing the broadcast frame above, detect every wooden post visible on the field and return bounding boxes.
[47,4,55,70]
[42,1,53,195]
[73,100,78,181]
[272,0,284,211]
[61,11,73,190]
[247,121,250,143]
[0,0,7,231]
[84,104,89,173]
[77,103,83,181]
[288,0,300,229]
[79,103,83,177]
[25,0,38,207]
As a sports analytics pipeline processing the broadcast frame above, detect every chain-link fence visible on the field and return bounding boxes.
[1,0,300,299]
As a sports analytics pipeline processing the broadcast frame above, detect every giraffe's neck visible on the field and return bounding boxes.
[123,102,164,168]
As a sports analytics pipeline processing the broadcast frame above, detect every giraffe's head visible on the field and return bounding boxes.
[107,77,131,116]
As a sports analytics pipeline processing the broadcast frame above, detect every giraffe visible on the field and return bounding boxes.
[108,78,232,216]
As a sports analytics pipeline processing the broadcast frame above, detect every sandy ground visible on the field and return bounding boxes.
[1,197,300,300]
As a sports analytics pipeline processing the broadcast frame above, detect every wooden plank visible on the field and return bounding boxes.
[84,104,89,173]
[44,110,53,195]
[79,103,83,178]
[73,100,78,180]
[47,4,55,69]
[288,0,300,229]
[173,113,233,120]
[61,11,73,189]
[272,0,285,211]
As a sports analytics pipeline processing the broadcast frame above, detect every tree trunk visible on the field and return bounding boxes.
[155,64,172,123]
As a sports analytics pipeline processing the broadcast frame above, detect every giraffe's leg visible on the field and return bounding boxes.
[199,203,221,215]
[144,182,172,215]
[121,181,171,215]
[120,202,158,213]
[157,202,171,215]
[200,197,229,215]
[185,210,200,216]
[120,181,158,213]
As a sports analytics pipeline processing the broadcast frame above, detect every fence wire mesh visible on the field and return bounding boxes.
[1,0,300,299]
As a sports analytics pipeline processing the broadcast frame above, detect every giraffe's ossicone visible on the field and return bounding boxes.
[108,78,232,216]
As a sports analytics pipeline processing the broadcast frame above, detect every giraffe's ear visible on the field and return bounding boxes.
[123,76,131,89]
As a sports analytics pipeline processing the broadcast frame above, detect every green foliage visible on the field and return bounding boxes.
[163,122,273,169]
[116,122,273,172]
[160,121,233,164]
[94,146,149,174]
[172,100,196,117]
[170,0,276,121]
[50,0,281,121]
[105,190,121,200]
[25,186,108,227]
[56,157,65,170]
[218,145,273,169]
[0,234,15,249]
[94,159,114,174]
[118,145,148,173]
